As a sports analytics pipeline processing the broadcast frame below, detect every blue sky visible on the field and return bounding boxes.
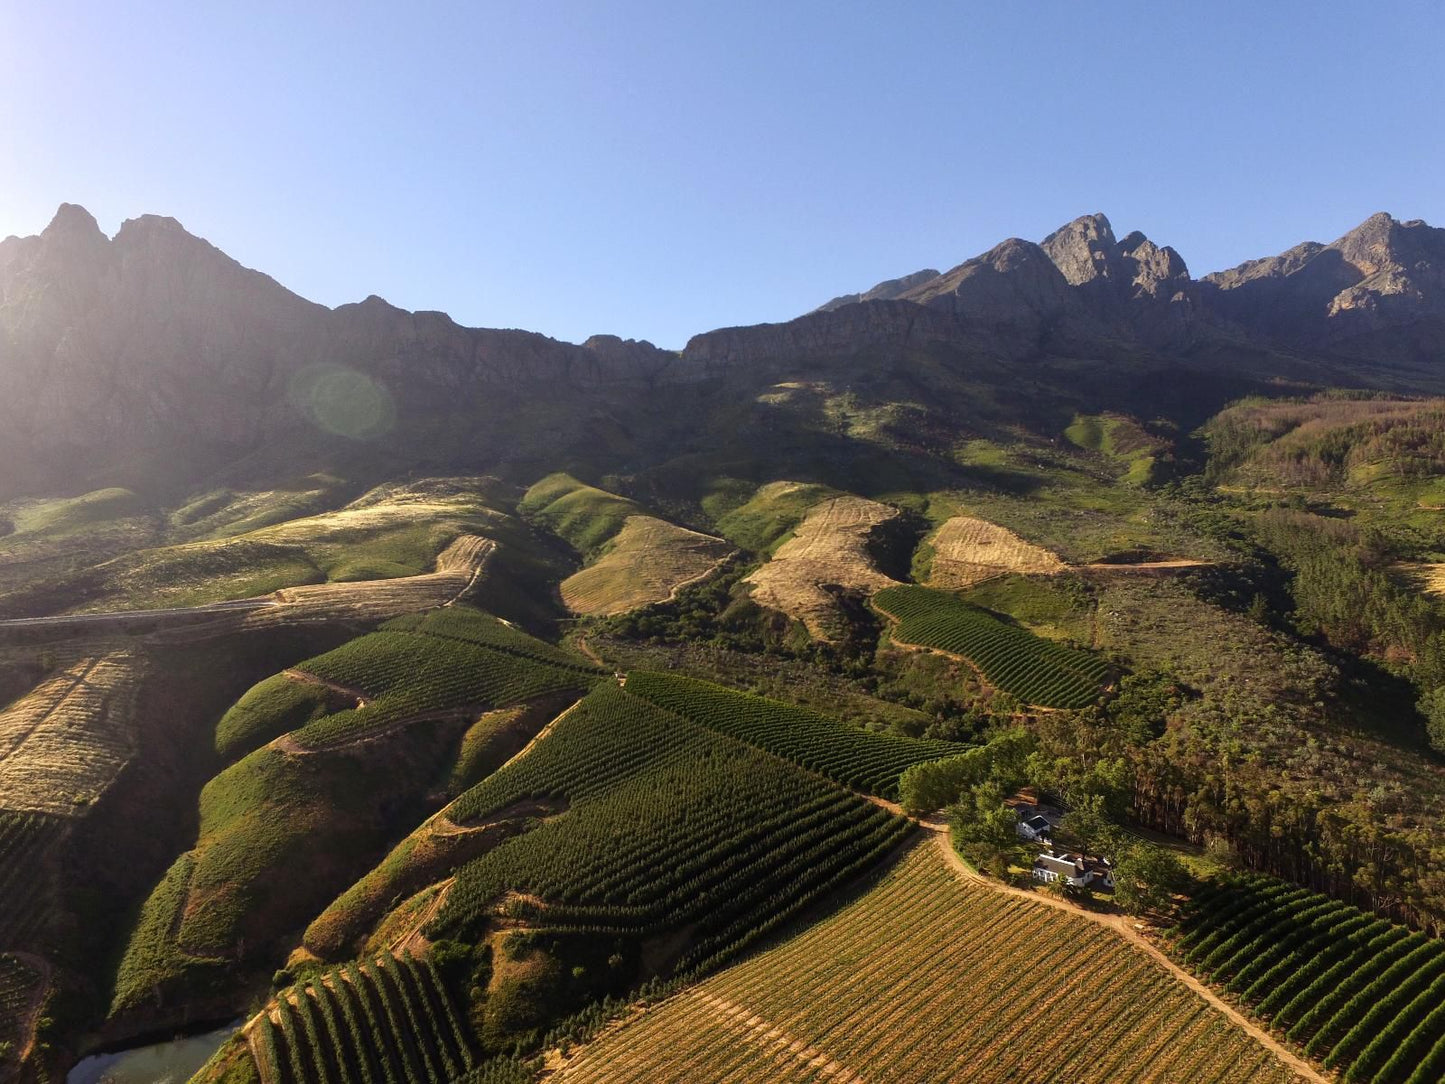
[3,1,1441,348]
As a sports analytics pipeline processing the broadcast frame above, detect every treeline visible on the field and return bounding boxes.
[1205,395,1445,485]
[1022,686,1445,933]
[1253,510,1445,752]
[1254,511,1445,674]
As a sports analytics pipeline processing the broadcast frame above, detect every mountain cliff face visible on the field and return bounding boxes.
[0,206,675,494]
[4,202,1445,499]
[1199,213,1445,361]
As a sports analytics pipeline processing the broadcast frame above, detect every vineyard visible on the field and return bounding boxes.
[0,812,61,950]
[380,608,595,671]
[250,951,475,1084]
[554,841,1297,1083]
[1175,873,1445,1083]
[622,671,958,800]
[0,953,43,1074]
[0,652,143,815]
[284,608,601,750]
[873,585,1109,708]
[434,684,912,978]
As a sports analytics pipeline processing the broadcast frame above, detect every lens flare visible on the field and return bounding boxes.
[289,365,396,440]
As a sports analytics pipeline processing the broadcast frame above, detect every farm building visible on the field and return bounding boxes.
[1031,850,1114,889]
[1004,794,1063,842]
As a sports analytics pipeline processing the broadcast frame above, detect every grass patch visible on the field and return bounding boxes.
[14,488,148,536]
[712,481,838,554]
[214,674,344,760]
[519,473,642,556]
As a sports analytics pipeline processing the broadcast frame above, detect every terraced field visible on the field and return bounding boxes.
[874,585,1108,708]
[744,495,902,639]
[0,952,45,1076]
[554,841,1301,1083]
[1176,873,1445,1083]
[560,515,733,616]
[0,652,143,815]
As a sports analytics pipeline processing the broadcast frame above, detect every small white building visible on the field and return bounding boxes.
[1007,802,1063,843]
[1032,850,1114,889]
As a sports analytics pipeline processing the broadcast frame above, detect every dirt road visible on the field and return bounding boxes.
[918,818,1329,1084]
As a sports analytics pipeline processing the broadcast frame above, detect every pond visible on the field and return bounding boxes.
[66,1021,240,1084]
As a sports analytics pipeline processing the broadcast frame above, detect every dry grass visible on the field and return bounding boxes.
[554,842,1302,1084]
[0,653,143,816]
[744,496,901,640]
[1399,562,1445,598]
[561,516,734,616]
[927,515,1065,588]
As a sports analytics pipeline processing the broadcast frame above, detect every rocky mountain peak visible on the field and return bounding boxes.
[44,202,105,240]
[1040,213,1117,286]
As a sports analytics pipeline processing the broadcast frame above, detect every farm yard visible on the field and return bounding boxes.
[1176,873,1445,1083]
[552,841,1302,1083]
[925,515,1065,588]
[559,515,733,616]
[873,585,1108,708]
[743,494,902,639]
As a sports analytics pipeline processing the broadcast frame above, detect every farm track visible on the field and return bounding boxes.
[281,669,368,707]
[0,535,495,644]
[388,877,455,957]
[917,819,1329,1084]
[556,820,1320,1083]
[5,950,52,1076]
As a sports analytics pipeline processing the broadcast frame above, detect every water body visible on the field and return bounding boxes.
[66,1022,239,1084]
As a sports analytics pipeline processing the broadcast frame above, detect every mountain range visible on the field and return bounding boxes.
[3,204,1444,498]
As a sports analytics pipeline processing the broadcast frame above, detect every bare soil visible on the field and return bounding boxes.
[926,515,1066,588]
[561,516,733,617]
[745,496,902,640]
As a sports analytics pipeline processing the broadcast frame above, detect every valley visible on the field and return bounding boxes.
[4,204,1445,1083]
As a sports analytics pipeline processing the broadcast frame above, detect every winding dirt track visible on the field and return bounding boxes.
[917,818,1329,1084]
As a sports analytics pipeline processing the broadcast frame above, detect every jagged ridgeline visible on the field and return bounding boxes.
[873,585,1110,708]
[1175,875,1445,1084]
